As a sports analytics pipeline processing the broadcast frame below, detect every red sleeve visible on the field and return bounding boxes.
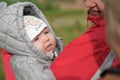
[1,49,16,80]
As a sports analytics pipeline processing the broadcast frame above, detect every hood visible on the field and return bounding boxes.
[0,2,63,60]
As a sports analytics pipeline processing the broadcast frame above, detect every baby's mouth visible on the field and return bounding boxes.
[45,44,53,52]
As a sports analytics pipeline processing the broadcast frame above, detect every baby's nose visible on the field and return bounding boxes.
[43,35,49,43]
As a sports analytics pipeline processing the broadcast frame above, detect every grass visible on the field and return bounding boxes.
[53,24,86,44]
[43,9,87,44]
[52,0,75,2]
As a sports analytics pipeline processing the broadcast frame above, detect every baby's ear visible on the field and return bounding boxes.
[0,2,7,13]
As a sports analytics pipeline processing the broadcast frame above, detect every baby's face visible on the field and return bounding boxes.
[32,27,56,54]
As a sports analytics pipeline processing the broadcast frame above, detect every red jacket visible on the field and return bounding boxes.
[0,48,16,80]
[50,15,120,80]
[1,14,120,80]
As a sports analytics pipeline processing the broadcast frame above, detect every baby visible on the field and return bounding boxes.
[24,16,57,59]
[0,2,63,80]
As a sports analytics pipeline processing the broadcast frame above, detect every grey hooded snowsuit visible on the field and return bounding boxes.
[0,2,63,80]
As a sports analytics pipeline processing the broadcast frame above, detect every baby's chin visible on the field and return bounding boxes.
[44,49,54,54]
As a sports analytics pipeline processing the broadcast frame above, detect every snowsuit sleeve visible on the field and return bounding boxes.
[11,56,56,80]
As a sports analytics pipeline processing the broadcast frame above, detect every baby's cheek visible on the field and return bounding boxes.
[33,42,43,51]
[37,44,44,51]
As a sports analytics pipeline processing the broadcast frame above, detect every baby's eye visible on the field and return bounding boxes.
[45,31,49,34]
[33,37,39,41]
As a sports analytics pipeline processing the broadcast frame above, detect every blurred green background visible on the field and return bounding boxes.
[0,0,87,79]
